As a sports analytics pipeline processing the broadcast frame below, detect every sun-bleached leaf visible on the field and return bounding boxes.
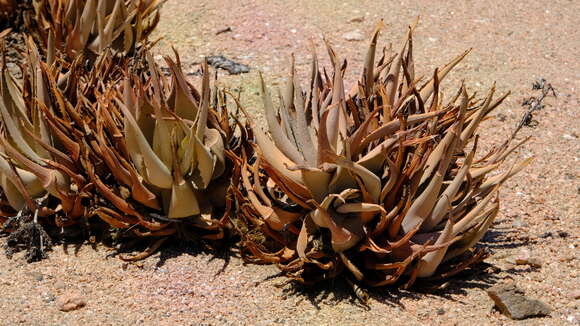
[259,73,303,164]
[191,136,215,190]
[416,218,455,277]
[168,179,200,218]
[117,99,172,189]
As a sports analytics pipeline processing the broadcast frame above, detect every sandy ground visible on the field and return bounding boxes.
[1,0,579,325]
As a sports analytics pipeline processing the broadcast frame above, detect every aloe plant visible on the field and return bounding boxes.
[0,38,101,228]
[1,33,240,262]
[85,52,237,250]
[235,22,530,288]
[27,0,163,61]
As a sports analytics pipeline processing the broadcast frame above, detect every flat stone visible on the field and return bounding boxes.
[487,283,552,320]
[57,292,86,312]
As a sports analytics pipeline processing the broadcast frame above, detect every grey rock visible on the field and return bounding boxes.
[487,283,552,320]
[206,55,249,75]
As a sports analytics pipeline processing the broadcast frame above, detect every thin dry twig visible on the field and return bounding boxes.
[513,78,556,136]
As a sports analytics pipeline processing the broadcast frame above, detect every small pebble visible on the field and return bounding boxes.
[342,30,364,41]
[44,294,56,303]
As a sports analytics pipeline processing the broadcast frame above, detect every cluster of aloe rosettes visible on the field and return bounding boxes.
[1,12,529,289]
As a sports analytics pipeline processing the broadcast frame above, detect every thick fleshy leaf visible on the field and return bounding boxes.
[168,179,200,218]
[191,136,215,190]
[299,167,331,203]
[166,57,198,121]
[117,99,172,189]
[444,200,499,261]
[424,137,478,231]
[361,21,384,96]
[416,218,455,277]
[260,73,303,164]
